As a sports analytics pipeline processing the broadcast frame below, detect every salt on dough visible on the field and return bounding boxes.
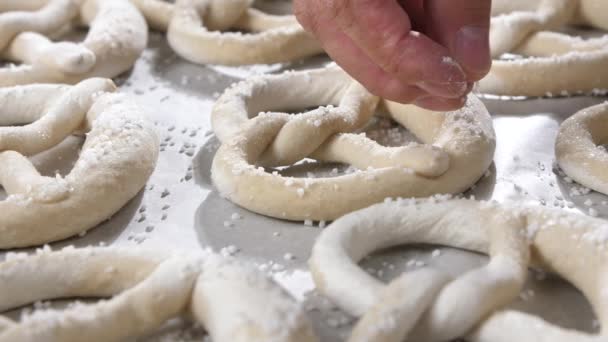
[0,247,317,342]
[211,66,495,221]
[492,0,608,31]
[0,79,158,249]
[129,0,323,65]
[0,0,147,86]
[556,102,608,195]
[490,0,577,57]
[481,0,608,96]
[310,198,608,341]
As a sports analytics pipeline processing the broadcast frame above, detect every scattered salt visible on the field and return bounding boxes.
[589,208,599,217]
[220,245,239,256]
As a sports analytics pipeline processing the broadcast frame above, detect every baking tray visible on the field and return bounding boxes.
[2,15,608,342]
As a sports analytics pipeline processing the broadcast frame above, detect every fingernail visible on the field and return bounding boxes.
[455,26,491,79]
[417,80,468,99]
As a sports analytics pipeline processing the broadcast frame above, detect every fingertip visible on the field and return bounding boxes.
[417,79,468,99]
[375,81,427,104]
[385,33,469,97]
[414,95,467,111]
[454,25,492,80]
[425,0,493,81]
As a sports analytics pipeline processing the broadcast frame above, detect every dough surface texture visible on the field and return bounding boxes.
[310,198,608,342]
[0,79,158,248]
[556,102,608,195]
[211,66,495,221]
[0,247,317,342]
[481,0,608,96]
[130,0,323,65]
[0,0,147,86]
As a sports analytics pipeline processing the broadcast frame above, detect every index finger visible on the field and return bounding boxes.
[425,0,493,81]
[317,0,469,99]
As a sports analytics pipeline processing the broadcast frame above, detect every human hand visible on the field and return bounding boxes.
[294,0,492,110]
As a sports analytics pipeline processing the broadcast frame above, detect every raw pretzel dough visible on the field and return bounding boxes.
[310,198,608,341]
[490,0,577,57]
[211,66,495,221]
[481,0,608,96]
[130,0,323,65]
[492,0,608,31]
[0,247,317,342]
[0,79,158,248]
[0,0,147,86]
[575,0,608,31]
[556,102,608,195]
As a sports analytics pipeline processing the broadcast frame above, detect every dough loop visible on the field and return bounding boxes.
[556,102,608,195]
[0,247,317,342]
[211,67,495,221]
[310,198,608,342]
[0,79,158,248]
[481,0,608,96]
[130,0,323,65]
[0,0,147,86]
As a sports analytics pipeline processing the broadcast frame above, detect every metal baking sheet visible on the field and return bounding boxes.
[2,14,608,342]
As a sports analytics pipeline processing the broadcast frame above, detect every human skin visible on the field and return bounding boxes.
[294,0,492,110]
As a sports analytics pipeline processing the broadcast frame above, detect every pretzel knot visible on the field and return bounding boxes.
[0,0,147,86]
[310,198,608,341]
[480,0,608,96]
[556,102,608,196]
[0,247,317,342]
[210,67,495,221]
[0,79,158,249]
[130,0,323,65]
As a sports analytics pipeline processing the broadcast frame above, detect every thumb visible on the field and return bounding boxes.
[425,0,492,81]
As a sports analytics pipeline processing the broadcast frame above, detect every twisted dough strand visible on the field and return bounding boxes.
[481,0,608,96]
[211,67,495,221]
[130,0,323,65]
[0,247,317,342]
[310,198,608,341]
[0,0,79,50]
[490,0,577,57]
[0,79,158,248]
[0,0,147,86]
